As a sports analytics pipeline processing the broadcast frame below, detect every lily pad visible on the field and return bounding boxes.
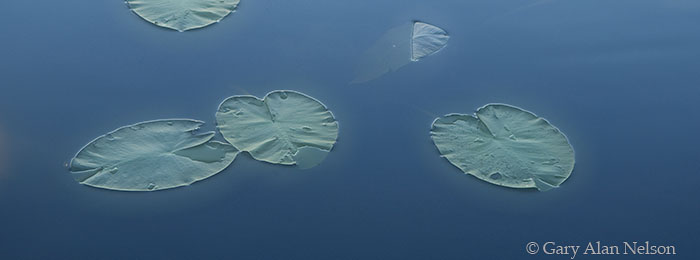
[351,21,449,84]
[411,22,450,61]
[430,104,574,191]
[216,90,339,167]
[69,119,239,191]
[126,0,241,32]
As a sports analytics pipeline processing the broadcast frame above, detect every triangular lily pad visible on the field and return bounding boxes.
[215,90,339,167]
[430,104,575,191]
[126,0,241,32]
[411,22,450,61]
[69,119,239,191]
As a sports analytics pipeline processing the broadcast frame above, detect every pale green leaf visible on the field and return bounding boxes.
[430,104,575,191]
[352,21,449,84]
[69,119,239,191]
[411,22,450,61]
[126,0,240,32]
[216,90,338,167]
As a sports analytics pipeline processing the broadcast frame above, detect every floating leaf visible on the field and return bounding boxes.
[411,22,450,61]
[126,0,241,32]
[430,104,574,191]
[351,21,449,83]
[216,90,339,167]
[69,119,239,191]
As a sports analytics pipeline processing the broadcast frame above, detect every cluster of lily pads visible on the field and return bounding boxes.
[69,99,574,192]
[68,1,576,192]
[69,91,339,191]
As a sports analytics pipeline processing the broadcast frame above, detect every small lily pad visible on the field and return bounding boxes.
[411,21,450,61]
[352,21,449,83]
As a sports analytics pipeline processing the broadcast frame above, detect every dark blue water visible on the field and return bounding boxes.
[1,0,699,259]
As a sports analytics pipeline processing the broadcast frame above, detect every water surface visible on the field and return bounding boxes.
[1,0,699,259]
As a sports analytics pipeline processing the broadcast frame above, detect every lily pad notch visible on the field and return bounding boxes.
[430,104,575,191]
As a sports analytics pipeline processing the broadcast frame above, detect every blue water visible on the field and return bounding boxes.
[1,0,699,259]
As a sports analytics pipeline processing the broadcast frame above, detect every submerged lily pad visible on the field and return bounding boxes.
[126,0,241,32]
[430,104,574,191]
[352,21,449,83]
[69,119,239,191]
[216,90,339,167]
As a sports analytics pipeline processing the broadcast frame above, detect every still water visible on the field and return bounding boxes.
[1,0,699,259]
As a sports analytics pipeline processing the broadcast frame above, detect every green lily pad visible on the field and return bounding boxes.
[411,21,450,61]
[69,119,239,191]
[352,21,449,83]
[430,104,575,191]
[126,0,240,32]
[216,90,339,167]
